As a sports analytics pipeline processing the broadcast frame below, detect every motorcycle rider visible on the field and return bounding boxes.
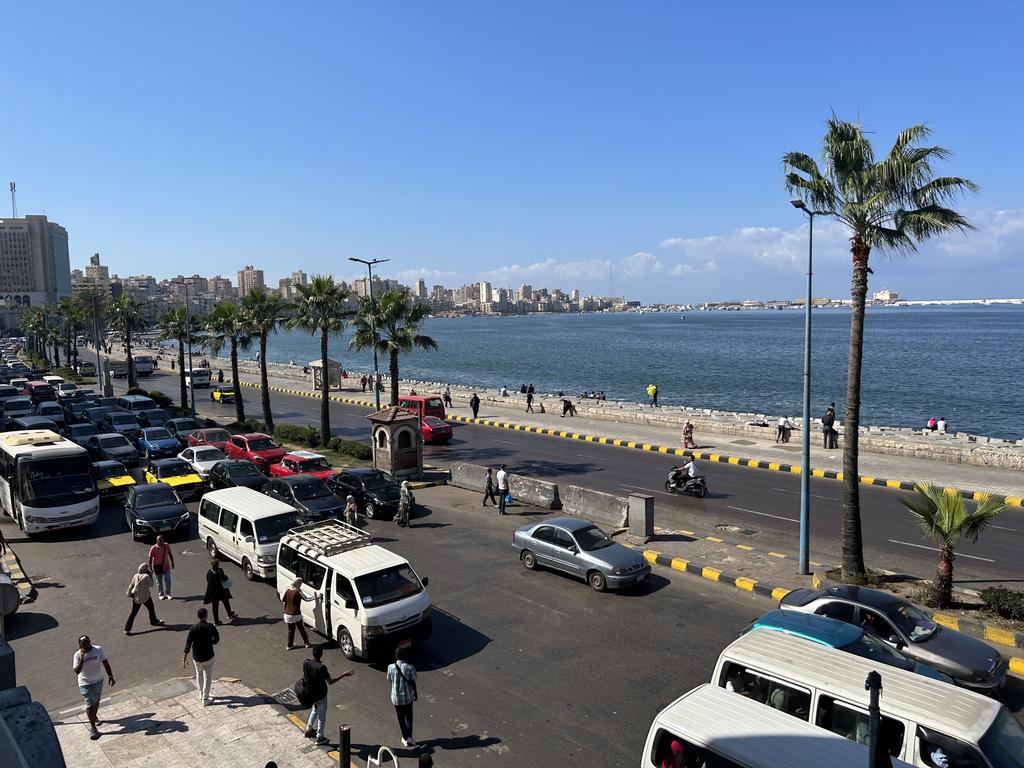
[669,458,700,489]
[681,457,699,482]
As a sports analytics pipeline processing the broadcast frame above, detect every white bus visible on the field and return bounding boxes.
[0,430,100,534]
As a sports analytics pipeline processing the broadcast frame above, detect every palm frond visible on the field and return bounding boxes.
[912,176,981,207]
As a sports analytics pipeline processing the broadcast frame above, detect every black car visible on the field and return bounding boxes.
[83,432,141,467]
[0,385,20,402]
[207,459,266,491]
[33,401,66,428]
[62,399,91,424]
[326,468,401,520]
[63,422,100,443]
[165,417,203,446]
[136,408,173,428]
[96,396,120,408]
[123,482,190,541]
[84,405,120,428]
[262,475,345,523]
[8,415,59,433]
[102,411,142,442]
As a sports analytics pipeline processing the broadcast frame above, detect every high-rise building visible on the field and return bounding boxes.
[236,265,265,297]
[291,270,308,287]
[209,276,235,299]
[0,215,71,326]
[414,278,426,298]
[518,283,532,302]
[571,288,580,302]
[479,281,492,304]
[85,253,109,282]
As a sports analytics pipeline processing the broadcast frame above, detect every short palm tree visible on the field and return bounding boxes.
[349,289,437,407]
[241,288,292,431]
[202,301,252,424]
[287,276,351,446]
[784,119,977,583]
[901,485,1006,608]
[106,294,145,389]
[156,306,201,413]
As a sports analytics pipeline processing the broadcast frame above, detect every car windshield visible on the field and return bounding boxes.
[60,383,77,391]
[109,413,136,425]
[292,480,332,501]
[882,601,938,642]
[194,448,224,462]
[100,436,130,448]
[6,399,31,412]
[838,633,909,667]
[143,409,170,422]
[71,425,97,436]
[423,417,444,426]
[136,487,179,507]
[0,387,18,398]
[203,429,230,442]
[38,404,61,413]
[172,420,201,432]
[145,429,173,441]
[18,454,96,507]
[93,463,128,479]
[297,458,330,472]
[248,438,278,451]
[157,462,191,477]
[573,524,614,551]
[979,708,1024,768]
[254,511,301,544]
[228,463,261,478]
[360,472,396,491]
[355,564,423,607]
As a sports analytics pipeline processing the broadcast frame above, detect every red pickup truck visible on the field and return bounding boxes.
[224,432,286,473]
[268,451,339,480]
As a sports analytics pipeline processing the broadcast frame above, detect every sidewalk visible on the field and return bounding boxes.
[52,676,347,768]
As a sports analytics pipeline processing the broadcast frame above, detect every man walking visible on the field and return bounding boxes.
[496,464,509,515]
[525,390,534,413]
[148,535,174,599]
[482,467,497,507]
[469,392,480,419]
[822,402,836,449]
[301,645,353,745]
[182,607,220,705]
[72,635,115,740]
[387,647,418,747]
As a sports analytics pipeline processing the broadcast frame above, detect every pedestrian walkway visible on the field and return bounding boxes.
[52,676,345,768]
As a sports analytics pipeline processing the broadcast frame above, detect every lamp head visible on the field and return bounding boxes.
[790,199,807,210]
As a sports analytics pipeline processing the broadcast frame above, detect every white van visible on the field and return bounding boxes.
[185,368,211,388]
[75,360,96,377]
[199,488,303,581]
[41,375,64,387]
[275,520,432,661]
[712,630,1023,767]
[133,355,155,376]
[110,360,129,378]
[643,684,914,768]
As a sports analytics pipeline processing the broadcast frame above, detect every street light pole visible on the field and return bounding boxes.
[348,257,389,410]
[184,282,196,416]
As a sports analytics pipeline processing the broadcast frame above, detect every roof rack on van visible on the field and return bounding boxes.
[285,519,372,557]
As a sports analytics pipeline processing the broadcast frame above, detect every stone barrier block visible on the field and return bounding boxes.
[561,484,628,528]
[449,462,561,509]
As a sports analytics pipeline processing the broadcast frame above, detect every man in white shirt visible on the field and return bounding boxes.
[495,464,509,516]
[72,635,115,740]
[937,417,947,434]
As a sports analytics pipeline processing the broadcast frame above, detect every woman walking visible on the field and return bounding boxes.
[682,420,697,450]
[343,495,359,526]
[282,578,317,650]
[395,481,414,527]
[124,563,164,635]
[387,647,418,747]
[203,559,236,625]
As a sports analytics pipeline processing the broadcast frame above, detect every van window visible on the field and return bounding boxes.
[278,543,300,574]
[336,574,355,602]
[305,560,326,589]
[220,509,239,533]
[719,663,810,721]
[918,729,986,768]
[199,499,221,523]
[649,728,739,768]
[978,708,1024,768]
[239,519,254,539]
[815,601,855,623]
[816,696,904,757]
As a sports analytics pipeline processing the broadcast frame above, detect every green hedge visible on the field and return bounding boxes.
[147,390,173,408]
[981,587,1024,622]
[328,437,372,461]
[273,423,320,447]
[126,387,148,396]
[226,418,266,434]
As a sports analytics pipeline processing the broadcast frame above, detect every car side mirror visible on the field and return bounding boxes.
[244,535,255,544]
[888,634,905,649]
[421,576,429,587]
[569,545,579,554]
[344,598,356,610]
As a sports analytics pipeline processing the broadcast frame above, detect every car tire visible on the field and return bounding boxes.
[337,628,356,660]
[588,571,607,592]
[207,537,219,559]
[242,558,256,581]
[364,501,377,519]
[521,550,537,570]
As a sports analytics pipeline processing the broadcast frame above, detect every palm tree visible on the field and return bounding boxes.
[784,119,977,582]
[106,294,145,389]
[55,297,87,368]
[76,289,108,353]
[20,307,46,361]
[241,288,292,431]
[349,289,437,407]
[202,301,252,424]
[901,485,1006,608]
[287,276,351,446]
[44,321,62,368]
[156,305,201,413]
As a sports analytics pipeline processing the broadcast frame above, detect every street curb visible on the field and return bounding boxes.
[2,547,36,605]
[641,547,795,603]
[238,380,1022,507]
[409,480,447,490]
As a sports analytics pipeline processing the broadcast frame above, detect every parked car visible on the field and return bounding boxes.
[421,416,452,444]
[178,445,227,480]
[92,460,136,499]
[136,427,183,460]
[188,427,232,452]
[96,396,120,408]
[143,458,204,500]
[8,415,59,433]
[224,433,286,473]
[21,381,56,404]
[268,451,339,480]
[778,585,1008,691]
[63,421,100,443]
[32,401,66,429]
[123,483,190,541]
[0,385,21,402]
[164,417,204,446]
[56,382,81,400]
[262,475,345,523]
[397,394,445,420]
[325,468,401,520]
[84,405,120,428]
[136,408,173,428]
[62,399,92,424]
[0,397,34,427]
[512,516,651,592]
[745,610,953,684]
[206,459,267,491]
[75,360,97,376]
[83,432,141,466]
[101,411,142,442]
[209,384,236,403]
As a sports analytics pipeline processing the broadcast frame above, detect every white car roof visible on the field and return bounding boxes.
[287,450,325,460]
[202,487,296,521]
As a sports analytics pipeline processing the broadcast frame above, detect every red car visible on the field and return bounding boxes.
[188,427,232,452]
[22,381,57,404]
[224,432,286,473]
[268,451,339,480]
[421,416,453,444]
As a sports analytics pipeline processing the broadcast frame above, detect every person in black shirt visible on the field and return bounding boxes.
[182,607,220,705]
[303,645,353,745]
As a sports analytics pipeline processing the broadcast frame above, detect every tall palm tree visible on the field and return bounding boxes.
[54,297,75,365]
[106,294,145,389]
[76,289,108,353]
[901,485,1006,608]
[287,276,351,446]
[241,288,292,431]
[202,301,252,424]
[156,305,201,413]
[349,289,437,407]
[21,307,46,360]
[44,321,62,368]
[784,119,977,582]
[56,297,88,368]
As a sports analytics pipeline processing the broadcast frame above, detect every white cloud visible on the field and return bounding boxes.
[620,251,663,276]
[395,268,456,284]
[668,263,697,276]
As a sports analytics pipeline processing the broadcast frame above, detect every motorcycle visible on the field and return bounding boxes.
[665,471,707,498]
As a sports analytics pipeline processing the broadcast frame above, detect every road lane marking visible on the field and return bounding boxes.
[989,524,1019,532]
[887,539,996,563]
[727,505,798,524]
[772,487,839,501]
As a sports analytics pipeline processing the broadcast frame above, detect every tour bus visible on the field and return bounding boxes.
[642,684,914,768]
[185,368,211,388]
[0,430,100,534]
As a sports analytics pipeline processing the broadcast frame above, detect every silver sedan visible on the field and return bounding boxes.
[512,516,650,591]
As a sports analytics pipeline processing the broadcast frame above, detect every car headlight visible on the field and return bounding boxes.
[364,624,384,637]
[179,511,191,520]
[257,554,275,565]
[135,519,153,527]
[611,567,624,575]
[420,606,432,620]
[25,515,43,524]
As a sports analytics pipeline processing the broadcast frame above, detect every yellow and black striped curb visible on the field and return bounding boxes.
[654,525,832,570]
[3,549,35,604]
[240,381,1023,508]
[409,479,447,490]
[928,613,1024,675]
[641,547,794,603]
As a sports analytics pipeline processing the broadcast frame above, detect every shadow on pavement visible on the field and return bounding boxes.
[214,693,270,709]
[102,711,190,736]
[379,609,491,673]
[2,611,59,640]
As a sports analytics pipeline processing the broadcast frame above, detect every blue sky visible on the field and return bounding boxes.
[3,2,1022,302]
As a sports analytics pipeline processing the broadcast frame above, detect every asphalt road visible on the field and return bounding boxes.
[4,485,766,767]
[139,370,1024,587]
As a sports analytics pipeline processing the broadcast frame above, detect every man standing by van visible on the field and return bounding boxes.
[496,464,509,516]
[182,607,220,705]
[301,645,353,745]
[148,535,174,599]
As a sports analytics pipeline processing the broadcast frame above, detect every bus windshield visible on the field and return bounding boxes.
[18,454,96,508]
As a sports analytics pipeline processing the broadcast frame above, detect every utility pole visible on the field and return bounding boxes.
[348,257,389,410]
[8,182,16,218]
[91,293,104,390]
[184,283,197,416]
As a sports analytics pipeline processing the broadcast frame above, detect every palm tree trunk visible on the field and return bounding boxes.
[53,343,60,368]
[177,338,188,412]
[126,330,136,389]
[260,332,273,432]
[389,348,400,406]
[841,236,870,582]
[935,544,955,608]
[319,328,330,446]
[231,338,245,424]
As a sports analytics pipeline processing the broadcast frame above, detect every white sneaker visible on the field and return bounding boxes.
[401,738,410,747]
